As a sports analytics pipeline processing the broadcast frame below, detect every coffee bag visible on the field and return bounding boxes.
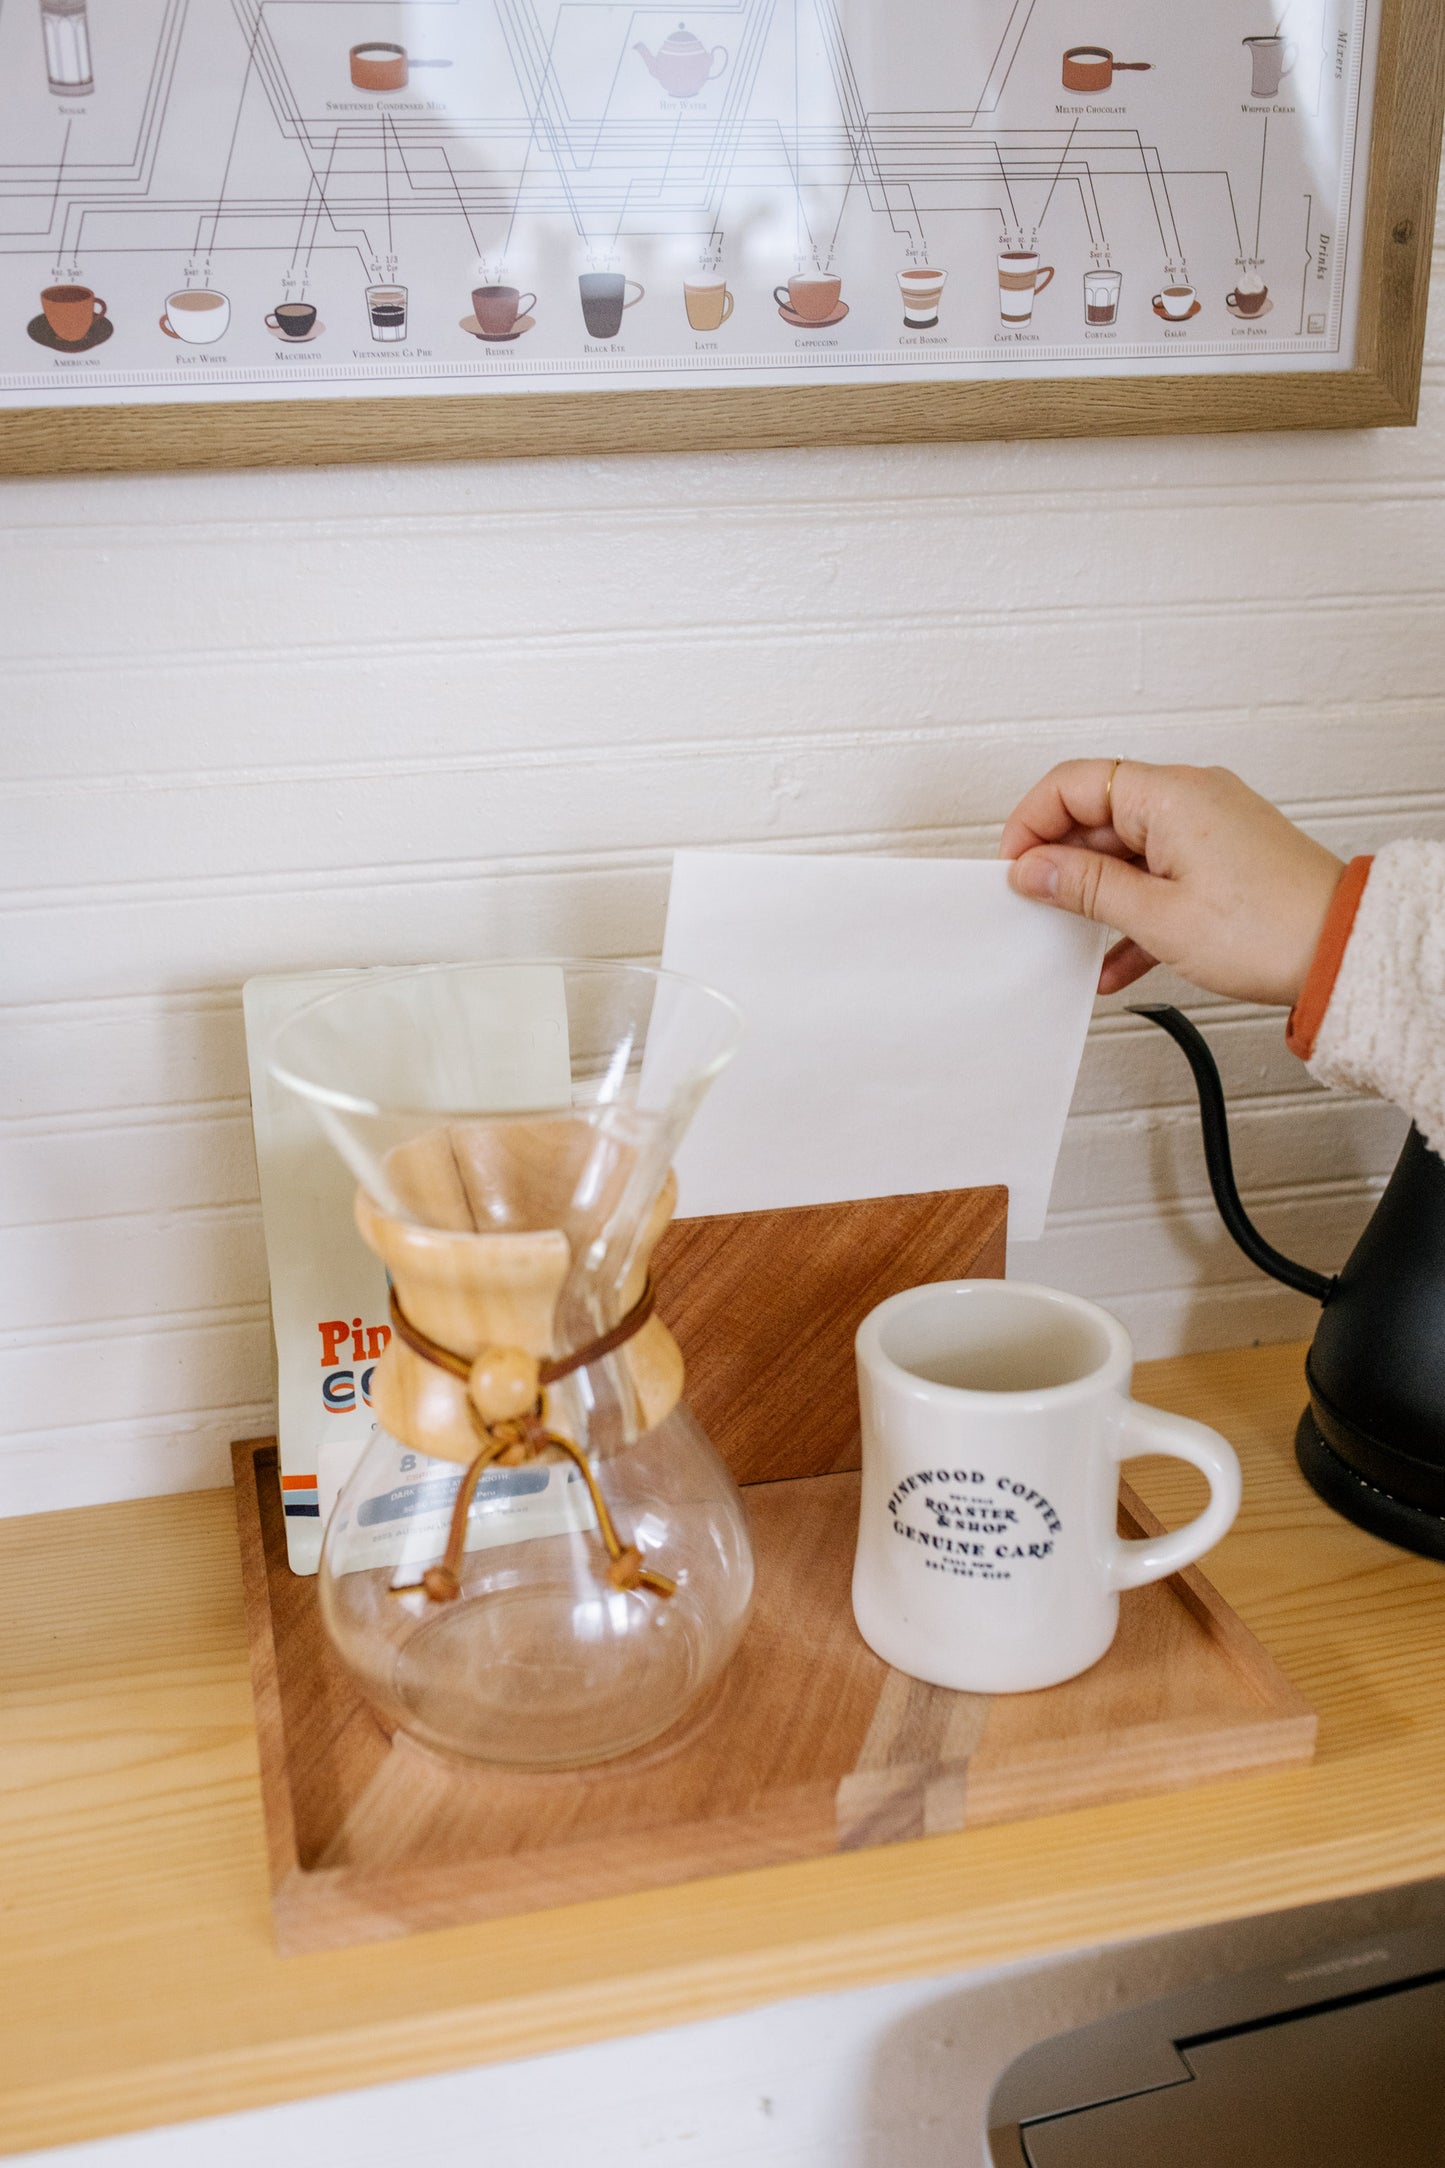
[244,970,391,1573]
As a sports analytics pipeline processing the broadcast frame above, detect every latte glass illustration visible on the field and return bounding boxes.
[42,0,93,95]
[473,284,536,335]
[41,283,105,342]
[1084,269,1122,325]
[997,251,1054,323]
[898,267,946,327]
[267,301,318,338]
[684,277,733,331]
[773,273,843,323]
[1244,34,1295,98]
[579,271,644,338]
[367,284,407,340]
[1155,284,1197,319]
[160,288,229,344]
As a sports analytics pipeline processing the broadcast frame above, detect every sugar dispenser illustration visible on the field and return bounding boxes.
[268,961,754,1767]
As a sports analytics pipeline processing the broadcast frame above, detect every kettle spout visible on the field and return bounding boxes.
[632,40,662,75]
[1131,1004,1335,1302]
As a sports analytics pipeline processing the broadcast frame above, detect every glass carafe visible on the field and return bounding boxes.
[268,960,753,1768]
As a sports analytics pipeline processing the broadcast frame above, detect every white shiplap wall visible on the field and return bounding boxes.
[5,240,1445,1514]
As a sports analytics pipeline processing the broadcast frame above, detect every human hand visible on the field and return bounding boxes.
[999,760,1345,1003]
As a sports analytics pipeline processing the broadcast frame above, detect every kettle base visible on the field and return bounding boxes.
[1295,1408,1445,1562]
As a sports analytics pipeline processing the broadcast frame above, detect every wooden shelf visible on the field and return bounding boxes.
[4,1340,1445,2153]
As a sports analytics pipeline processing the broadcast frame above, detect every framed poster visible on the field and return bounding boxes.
[0,0,1440,473]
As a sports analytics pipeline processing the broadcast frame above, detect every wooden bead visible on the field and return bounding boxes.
[467,1345,540,1426]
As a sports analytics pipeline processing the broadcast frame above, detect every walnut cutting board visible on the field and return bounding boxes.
[231,1189,1315,1954]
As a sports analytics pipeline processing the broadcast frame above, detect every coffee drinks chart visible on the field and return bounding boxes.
[0,0,1379,409]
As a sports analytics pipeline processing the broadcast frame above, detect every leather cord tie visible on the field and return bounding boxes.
[386,1279,676,1606]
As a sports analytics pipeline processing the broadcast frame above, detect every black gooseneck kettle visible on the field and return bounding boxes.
[1135,1005,1445,1561]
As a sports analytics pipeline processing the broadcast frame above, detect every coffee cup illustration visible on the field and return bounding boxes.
[774,273,846,325]
[579,271,644,338]
[1153,283,1199,320]
[1227,275,1270,318]
[40,283,106,343]
[898,266,946,327]
[348,41,452,91]
[160,288,229,344]
[684,277,733,331]
[367,284,407,340]
[997,251,1053,323]
[471,284,536,336]
[267,300,318,339]
[1084,268,1122,325]
[1244,34,1295,98]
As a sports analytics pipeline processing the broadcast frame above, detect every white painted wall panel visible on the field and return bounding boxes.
[2,218,1443,1513]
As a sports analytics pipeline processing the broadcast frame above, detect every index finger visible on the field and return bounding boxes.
[998,757,1125,861]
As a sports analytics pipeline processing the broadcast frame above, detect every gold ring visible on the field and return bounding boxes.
[1104,757,1123,820]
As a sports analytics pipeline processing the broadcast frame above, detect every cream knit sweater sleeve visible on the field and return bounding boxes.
[1308,838,1445,1158]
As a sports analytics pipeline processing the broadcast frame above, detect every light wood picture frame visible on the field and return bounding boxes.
[1,0,1440,476]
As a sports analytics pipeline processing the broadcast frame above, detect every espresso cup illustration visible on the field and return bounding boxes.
[367,284,407,340]
[684,276,733,331]
[40,283,106,343]
[473,283,536,335]
[160,288,229,344]
[852,1281,1241,1695]
[997,251,1054,324]
[898,266,946,327]
[774,272,843,323]
[1228,274,1269,316]
[578,271,644,338]
[266,300,318,339]
[1084,268,1122,325]
[1244,34,1295,98]
[1155,283,1197,319]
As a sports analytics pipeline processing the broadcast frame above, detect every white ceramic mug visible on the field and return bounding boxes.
[853,1281,1242,1693]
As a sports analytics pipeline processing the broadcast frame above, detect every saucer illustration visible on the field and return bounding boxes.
[777,300,849,328]
[1226,296,1273,320]
[267,318,326,344]
[460,312,536,342]
[26,312,114,352]
[1152,297,1201,322]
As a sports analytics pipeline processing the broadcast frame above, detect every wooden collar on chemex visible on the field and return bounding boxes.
[384,1279,676,1605]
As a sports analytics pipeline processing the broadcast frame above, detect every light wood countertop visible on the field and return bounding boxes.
[3,1340,1444,2155]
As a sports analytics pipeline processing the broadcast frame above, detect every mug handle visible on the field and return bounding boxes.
[1105,1401,1241,1591]
[93,296,108,318]
[1033,265,1055,294]
[774,285,792,309]
[265,313,280,330]
[159,313,178,337]
[719,288,734,321]
[623,280,644,308]
[517,292,537,316]
[708,45,728,78]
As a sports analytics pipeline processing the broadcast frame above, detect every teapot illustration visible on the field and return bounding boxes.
[633,23,727,97]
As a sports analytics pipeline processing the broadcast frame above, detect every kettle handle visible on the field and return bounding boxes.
[1130,1004,1335,1302]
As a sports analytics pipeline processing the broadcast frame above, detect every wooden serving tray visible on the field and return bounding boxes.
[232,1190,1316,1954]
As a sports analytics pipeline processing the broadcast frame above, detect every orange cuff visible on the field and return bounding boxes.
[1286,855,1373,1061]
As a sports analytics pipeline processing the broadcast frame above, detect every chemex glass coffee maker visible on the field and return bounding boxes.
[269,960,754,1768]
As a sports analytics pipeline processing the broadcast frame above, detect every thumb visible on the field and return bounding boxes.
[1009,844,1177,954]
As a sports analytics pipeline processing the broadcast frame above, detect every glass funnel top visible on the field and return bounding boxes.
[267,957,741,1230]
